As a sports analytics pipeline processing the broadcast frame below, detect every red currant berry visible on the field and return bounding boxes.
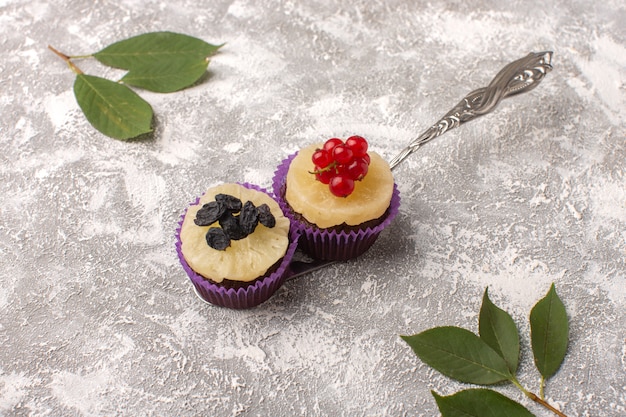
[361,153,371,165]
[312,149,332,168]
[333,161,349,176]
[345,136,368,157]
[314,166,333,184]
[323,138,344,153]
[346,157,369,180]
[332,144,354,165]
[329,175,355,197]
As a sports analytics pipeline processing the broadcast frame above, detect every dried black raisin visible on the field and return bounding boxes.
[257,204,276,228]
[194,201,224,226]
[239,201,259,235]
[215,194,242,212]
[219,212,246,240]
[206,227,230,250]
[198,193,277,250]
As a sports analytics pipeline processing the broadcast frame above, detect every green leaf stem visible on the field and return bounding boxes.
[73,74,153,140]
[530,283,569,380]
[479,288,521,374]
[432,389,535,417]
[401,326,513,385]
[401,284,572,417]
[51,31,221,139]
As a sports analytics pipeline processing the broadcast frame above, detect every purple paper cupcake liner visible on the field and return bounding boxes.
[175,182,299,309]
[272,152,401,261]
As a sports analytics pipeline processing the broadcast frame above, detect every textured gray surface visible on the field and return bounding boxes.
[1,0,625,416]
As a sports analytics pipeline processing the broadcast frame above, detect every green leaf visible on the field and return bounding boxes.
[93,32,222,92]
[530,283,569,379]
[432,389,535,417]
[93,31,222,70]
[401,326,513,385]
[479,288,521,374]
[120,56,209,93]
[73,74,153,140]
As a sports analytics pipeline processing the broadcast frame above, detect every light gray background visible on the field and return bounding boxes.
[1,0,625,416]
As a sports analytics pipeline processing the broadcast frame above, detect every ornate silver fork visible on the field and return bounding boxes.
[388,51,553,170]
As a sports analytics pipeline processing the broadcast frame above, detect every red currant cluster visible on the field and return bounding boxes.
[311,136,371,197]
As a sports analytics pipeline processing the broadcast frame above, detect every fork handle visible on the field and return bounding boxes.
[388,51,553,170]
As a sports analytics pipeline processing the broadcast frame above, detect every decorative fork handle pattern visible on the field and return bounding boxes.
[388,51,553,170]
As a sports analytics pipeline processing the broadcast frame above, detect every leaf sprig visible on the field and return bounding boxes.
[49,32,222,140]
[401,284,571,417]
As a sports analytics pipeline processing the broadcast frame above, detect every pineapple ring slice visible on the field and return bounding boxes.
[180,184,290,283]
[285,143,394,229]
